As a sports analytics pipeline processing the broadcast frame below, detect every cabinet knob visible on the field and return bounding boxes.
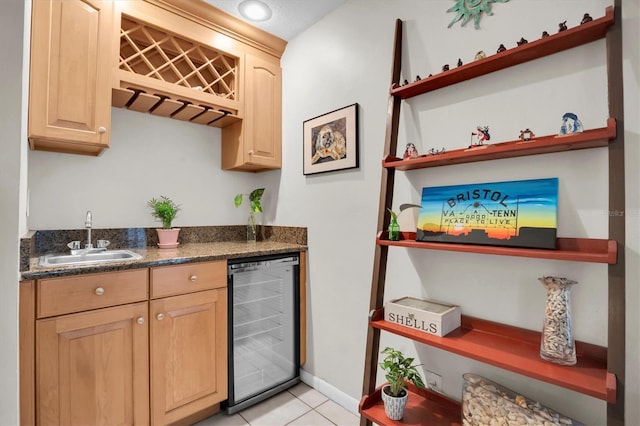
[190,275,198,282]
[157,313,165,321]
[136,317,145,325]
[248,150,254,156]
[98,126,107,134]
[94,287,105,296]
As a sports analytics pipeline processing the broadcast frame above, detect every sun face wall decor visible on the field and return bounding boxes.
[447,0,509,29]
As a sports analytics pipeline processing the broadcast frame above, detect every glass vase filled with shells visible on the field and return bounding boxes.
[539,276,577,366]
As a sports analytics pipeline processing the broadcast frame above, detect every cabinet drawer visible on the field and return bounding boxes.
[37,269,149,318]
[151,261,227,298]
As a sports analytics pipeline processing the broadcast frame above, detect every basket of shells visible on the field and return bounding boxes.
[461,373,583,426]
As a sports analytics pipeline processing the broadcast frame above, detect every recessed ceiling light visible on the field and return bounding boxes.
[238,0,272,22]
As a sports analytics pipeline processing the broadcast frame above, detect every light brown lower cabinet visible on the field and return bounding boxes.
[24,262,229,425]
[150,289,227,425]
[36,302,150,425]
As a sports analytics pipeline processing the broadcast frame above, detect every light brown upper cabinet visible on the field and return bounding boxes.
[28,0,286,171]
[222,53,283,171]
[28,0,114,155]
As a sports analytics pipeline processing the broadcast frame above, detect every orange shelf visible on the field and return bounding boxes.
[377,231,617,265]
[359,384,461,426]
[370,310,616,403]
[390,7,614,99]
[383,119,616,170]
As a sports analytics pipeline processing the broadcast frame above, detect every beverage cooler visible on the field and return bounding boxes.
[226,253,300,413]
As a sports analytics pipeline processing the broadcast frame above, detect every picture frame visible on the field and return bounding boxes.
[303,103,359,175]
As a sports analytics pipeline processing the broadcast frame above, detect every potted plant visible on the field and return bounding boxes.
[147,195,181,248]
[234,188,264,242]
[379,346,425,420]
[387,208,400,241]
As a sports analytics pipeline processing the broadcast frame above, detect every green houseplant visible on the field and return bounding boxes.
[147,195,181,248]
[379,347,425,420]
[234,188,264,242]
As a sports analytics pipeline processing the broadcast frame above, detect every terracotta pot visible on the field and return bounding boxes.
[156,228,180,249]
[381,385,408,421]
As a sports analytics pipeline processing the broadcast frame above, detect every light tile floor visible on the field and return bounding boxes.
[194,383,360,426]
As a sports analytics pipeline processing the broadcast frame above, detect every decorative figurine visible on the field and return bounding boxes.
[475,50,486,60]
[442,64,450,71]
[428,73,433,78]
[580,13,593,24]
[516,37,528,46]
[457,58,463,67]
[403,143,419,159]
[415,75,421,82]
[558,20,568,32]
[559,113,584,135]
[403,79,409,86]
[519,128,536,141]
[428,147,446,155]
[469,126,490,148]
[541,30,550,38]
[497,44,507,53]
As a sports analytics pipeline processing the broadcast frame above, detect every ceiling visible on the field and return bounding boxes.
[202,0,348,41]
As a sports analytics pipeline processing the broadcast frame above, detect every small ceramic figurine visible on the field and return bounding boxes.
[497,44,507,53]
[558,21,568,32]
[517,37,528,46]
[519,128,536,141]
[457,58,463,67]
[428,147,446,155]
[541,31,550,38]
[428,73,433,77]
[559,113,584,135]
[442,64,450,71]
[403,79,409,86]
[403,143,419,159]
[469,126,490,148]
[580,13,593,24]
[415,75,421,81]
[475,50,486,60]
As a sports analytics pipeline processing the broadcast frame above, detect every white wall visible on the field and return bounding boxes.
[278,0,639,424]
[7,0,638,424]
[0,0,27,424]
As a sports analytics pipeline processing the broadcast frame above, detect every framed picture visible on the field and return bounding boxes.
[416,178,558,249]
[303,103,359,175]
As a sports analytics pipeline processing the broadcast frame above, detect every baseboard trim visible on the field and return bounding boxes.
[299,369,359,415]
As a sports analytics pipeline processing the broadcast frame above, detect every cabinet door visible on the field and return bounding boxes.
[222,54,282,171]
[29,0,114,155]
[150,289,227,425]
[36,302,149,426]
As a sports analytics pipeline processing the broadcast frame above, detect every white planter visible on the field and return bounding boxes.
[381,385,408,421]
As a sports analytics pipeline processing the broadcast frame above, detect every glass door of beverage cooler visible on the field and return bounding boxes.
[226,254,300,413]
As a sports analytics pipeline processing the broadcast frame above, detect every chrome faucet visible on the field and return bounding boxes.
[66,211,110,254]
[85,210,93,249]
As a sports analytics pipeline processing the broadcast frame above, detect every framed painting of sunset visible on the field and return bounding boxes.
[416,178,558,249]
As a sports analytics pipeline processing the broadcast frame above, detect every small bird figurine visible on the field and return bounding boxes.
[475,51,486,60]
[415,75,421,81]
[496,44,507,53]
[516,37,528,46]
[580,13,593,25]
[442,64,450,72]
[541,31,550,38]
[457,58,463,67]
[558,21,568,32]
[403,79,409,86]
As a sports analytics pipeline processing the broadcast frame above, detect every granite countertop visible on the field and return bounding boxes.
[21,225,307,280]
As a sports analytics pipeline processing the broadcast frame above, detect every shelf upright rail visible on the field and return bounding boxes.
[359,18,403,426]
[606,0,625,424]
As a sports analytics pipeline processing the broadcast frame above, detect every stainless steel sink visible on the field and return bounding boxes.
[38,250,143,267]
